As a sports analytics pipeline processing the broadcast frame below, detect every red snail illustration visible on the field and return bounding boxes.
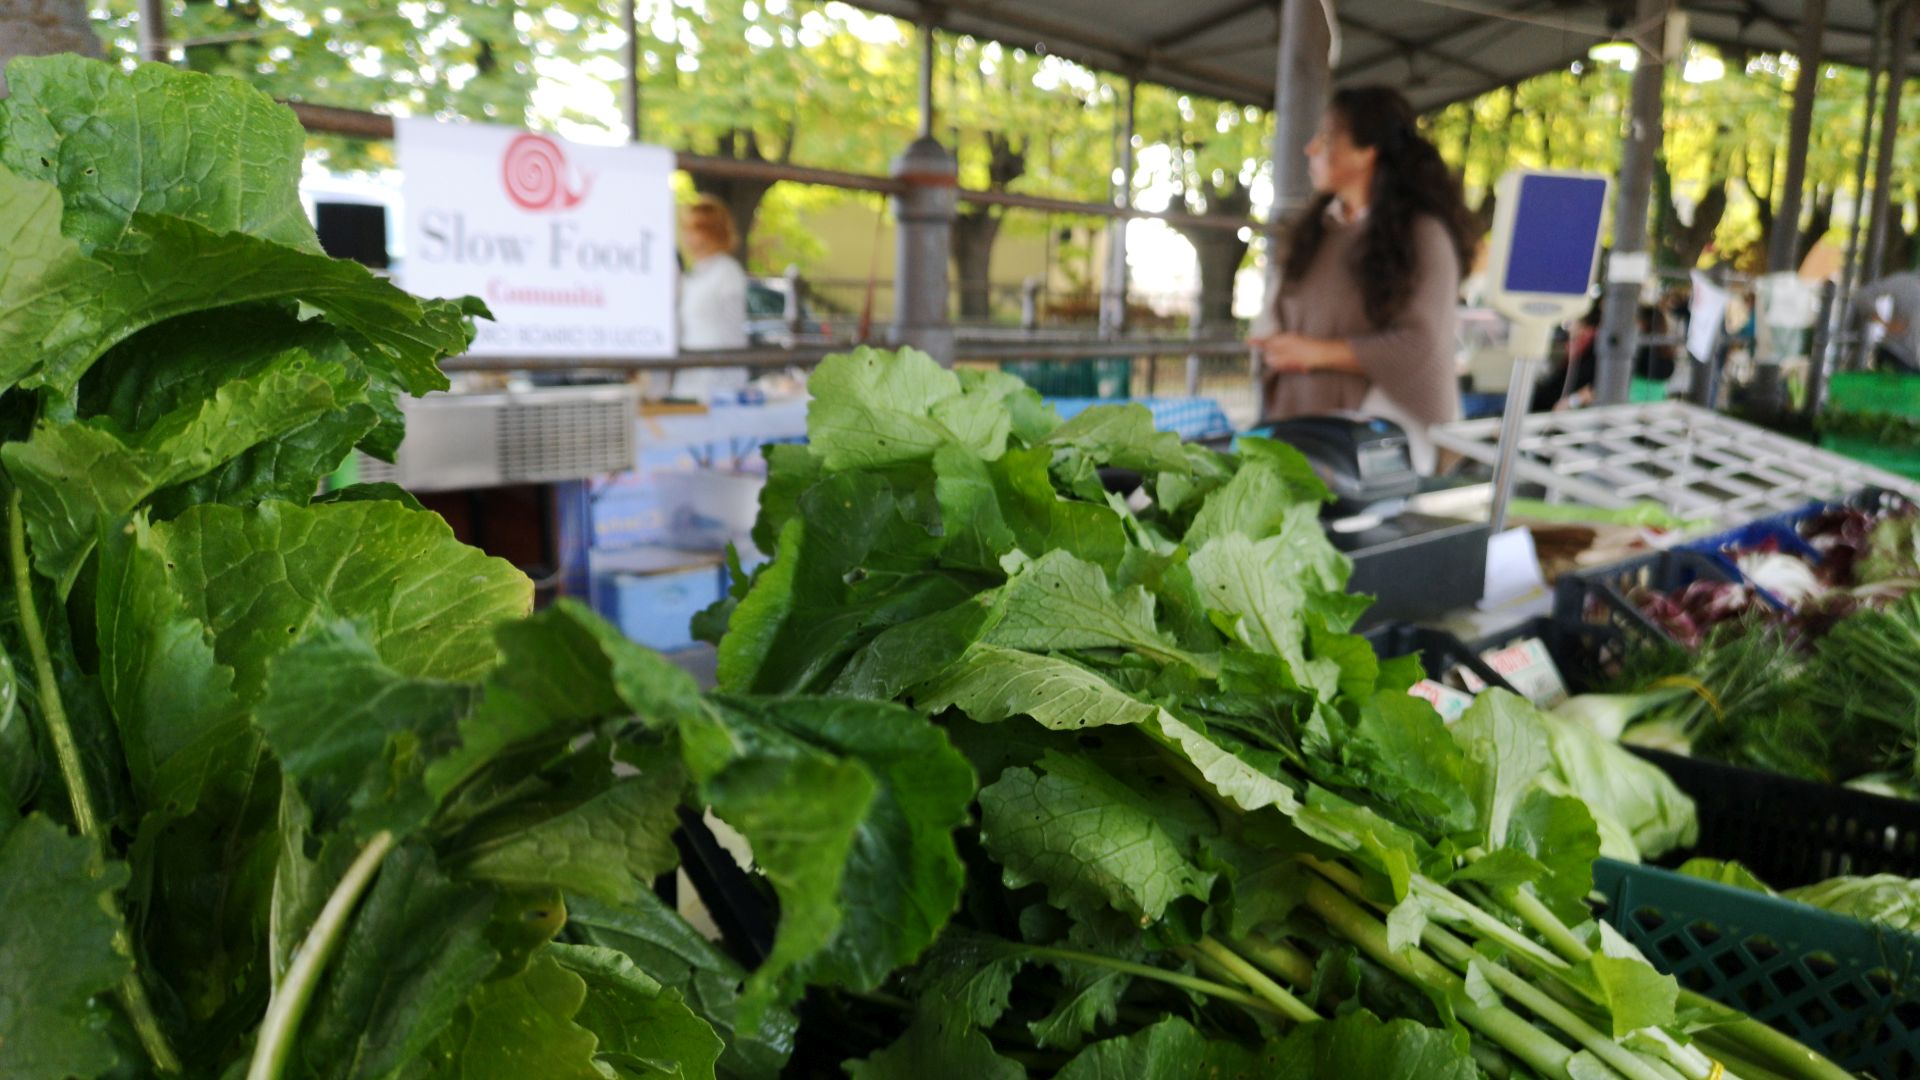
[501,133,593,211]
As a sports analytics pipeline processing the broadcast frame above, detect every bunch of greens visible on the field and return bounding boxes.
[703,347,1842,1079]
[0,57,981,1080]
[1816,408,1920,451]
[1562,593,1920,794]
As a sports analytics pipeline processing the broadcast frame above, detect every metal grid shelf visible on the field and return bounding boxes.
[1433,402,1920,532]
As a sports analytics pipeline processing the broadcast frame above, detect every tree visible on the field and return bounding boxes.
[941,35,1114,322]
[0,0,100,96]
[1136,86,1268,332]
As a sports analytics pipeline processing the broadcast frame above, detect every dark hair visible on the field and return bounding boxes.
[1280,86,1477,327]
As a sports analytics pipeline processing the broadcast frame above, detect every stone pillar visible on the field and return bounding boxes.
[891,135,958,365]
[1595,0,1670,406]
[1264,0,1331,304]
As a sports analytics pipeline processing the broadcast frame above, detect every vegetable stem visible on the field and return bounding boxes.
[8,490,180,1074]
[1226,935,1316,988]
[248,829,398,1080]
[1192,938,1319,1023]
[1302,876,1583,1080]
[1022,945,1288,1020]
[1419,920,1686,1080]
[1503,887,1593,964]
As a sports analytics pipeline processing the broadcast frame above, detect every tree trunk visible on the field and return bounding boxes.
[952,207,1003,321]
[690,127,779,266]
[0,0,102,97]
[1173,180,1252,332]
[948,131,1026,323]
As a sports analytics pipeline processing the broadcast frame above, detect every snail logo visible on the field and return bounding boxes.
[500,133,594,211]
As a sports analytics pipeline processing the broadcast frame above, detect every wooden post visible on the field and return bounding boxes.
[1768,0,1826,273]
[1594,0,1670,406]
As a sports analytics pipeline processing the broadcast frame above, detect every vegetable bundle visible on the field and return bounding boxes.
[0,57,986,1080]
[701,347,1842,1078]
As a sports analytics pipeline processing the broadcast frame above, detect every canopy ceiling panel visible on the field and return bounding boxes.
[849,1,1905,113]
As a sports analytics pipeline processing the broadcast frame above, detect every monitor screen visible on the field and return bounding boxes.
[1502,174,1607,296]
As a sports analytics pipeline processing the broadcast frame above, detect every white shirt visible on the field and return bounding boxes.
[674,253,750,399]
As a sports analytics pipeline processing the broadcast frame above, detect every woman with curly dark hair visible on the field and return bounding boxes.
[1252,86,1478,472]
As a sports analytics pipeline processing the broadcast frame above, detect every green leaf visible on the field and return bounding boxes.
[806,346,1010,468]
[1054,1016,1214,1080]
[985,551,1206,671]
[1186,447,1332,550]
[1041,404,1189,474]
[1565,947,1680,1038]
[679,697,971,1011]
[906,930,1029,1030]
[935,444,1128,570]
[909,644,1159,731]
[978,752,1214,925]
[829,592,1004,700]
[681,704,874,1015]
[136,498,531,703]
[717,470,961,695]
[1147,711,1298,814]
[547,944,726,1080]
[1188,532,1344,696]
[450,766,684,906]
[6,347,363,591]
[411,951,605,1080]
[735,696,974,989]
[0,815,130,1080]
[296,843,500,1080]
[0,169,471,397]
[0,55,322,252]
[843,1010,1026,1080]
[1027,959,1127,1051]
[425,600,688,801]
[1452,691,1555,850]
[1268,1008,1477,1080]
[566,892,798,1079]
[95,513,247,812]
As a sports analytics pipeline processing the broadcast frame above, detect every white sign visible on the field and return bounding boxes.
[398,119,677,359]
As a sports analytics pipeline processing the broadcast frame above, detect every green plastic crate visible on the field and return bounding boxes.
[1819,434,1920,481]
[1592,858,1920,1078]
[1828,372,1920,418]
[1629,377,1669,403]
[1001,358,1133,399]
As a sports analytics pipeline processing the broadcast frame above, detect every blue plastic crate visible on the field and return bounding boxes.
[1675,518,1823,609]
[591,549,724,652]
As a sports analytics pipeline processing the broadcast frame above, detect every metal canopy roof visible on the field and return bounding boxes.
[852,1,1898,114]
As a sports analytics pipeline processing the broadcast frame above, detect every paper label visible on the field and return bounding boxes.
[1409,680,1477,725]
[1478,638,1569,707]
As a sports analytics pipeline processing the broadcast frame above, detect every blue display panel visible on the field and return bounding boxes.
[1502,174,1608,296]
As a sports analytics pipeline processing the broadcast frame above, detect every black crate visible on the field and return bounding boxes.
[1627,747,1920,886]
[1551,550,1742,674]
[1363,623,1509,691]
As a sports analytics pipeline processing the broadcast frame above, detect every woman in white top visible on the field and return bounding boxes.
[673,195,751,400]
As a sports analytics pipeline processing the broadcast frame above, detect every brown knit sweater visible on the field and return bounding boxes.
[1261,212,1462,462]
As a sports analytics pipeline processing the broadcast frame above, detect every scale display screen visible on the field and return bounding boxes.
[1502,174,1609,297]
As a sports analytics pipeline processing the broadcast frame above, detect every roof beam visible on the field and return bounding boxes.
[1150,0,1270,51]
[1337,11,1511,84]
[1336,0,1578,77]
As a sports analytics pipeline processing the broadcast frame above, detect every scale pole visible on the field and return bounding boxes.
[1487,357,1538,535]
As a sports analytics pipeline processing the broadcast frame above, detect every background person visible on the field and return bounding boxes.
[1250,86,1477,474]
[1853,270,1920,373]
[673,194,751,401]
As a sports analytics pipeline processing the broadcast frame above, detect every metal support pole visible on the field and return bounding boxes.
[1100,78,1137,337]
[1769,0,1826,273]
[138,0,169,63]
[1595,0,1670,406]
[1866,0,1915,282]
[1805,278,1840,419]
[1265,0,1332,304]
[890,135,958,366]
[917,22,936,140]
[623,0,641,141]
[1488,356,1541,536]
[1838,3,1888,369]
